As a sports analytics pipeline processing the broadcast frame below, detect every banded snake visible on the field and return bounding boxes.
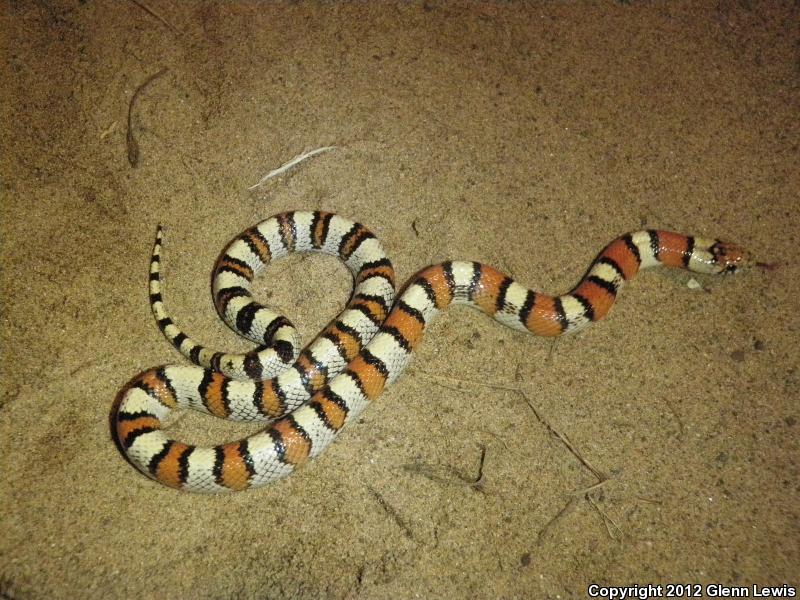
[113,211,749,493]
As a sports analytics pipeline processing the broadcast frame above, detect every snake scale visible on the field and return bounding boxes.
[113,211,749,493]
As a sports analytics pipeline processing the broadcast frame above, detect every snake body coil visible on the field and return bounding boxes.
[113,211,749,493]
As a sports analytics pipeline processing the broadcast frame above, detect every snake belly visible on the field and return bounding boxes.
[113,212,749,493]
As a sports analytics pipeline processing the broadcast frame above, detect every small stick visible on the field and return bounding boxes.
[100,120,118,140]
[248,146,336,189]
[126,67,168,168]
[536,496,579,545]
[128,0,181,36]
[367,487,415,540]
[471,445,487,491]
[585,494,623,540]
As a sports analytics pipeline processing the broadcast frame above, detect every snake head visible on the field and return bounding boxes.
[711,241,751,273]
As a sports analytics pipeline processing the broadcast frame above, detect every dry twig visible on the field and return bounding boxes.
[128,0,181,36]
[126,67,168,168]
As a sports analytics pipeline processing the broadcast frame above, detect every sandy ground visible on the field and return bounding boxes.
[1,2,798,598]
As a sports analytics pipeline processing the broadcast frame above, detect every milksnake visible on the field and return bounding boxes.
[113,211,750,493]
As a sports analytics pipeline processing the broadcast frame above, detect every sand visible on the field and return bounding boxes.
[1,2,798,598]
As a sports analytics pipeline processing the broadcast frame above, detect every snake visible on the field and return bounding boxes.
[113,211,750,493]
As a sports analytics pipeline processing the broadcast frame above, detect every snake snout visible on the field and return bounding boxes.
[713,241,751,273]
